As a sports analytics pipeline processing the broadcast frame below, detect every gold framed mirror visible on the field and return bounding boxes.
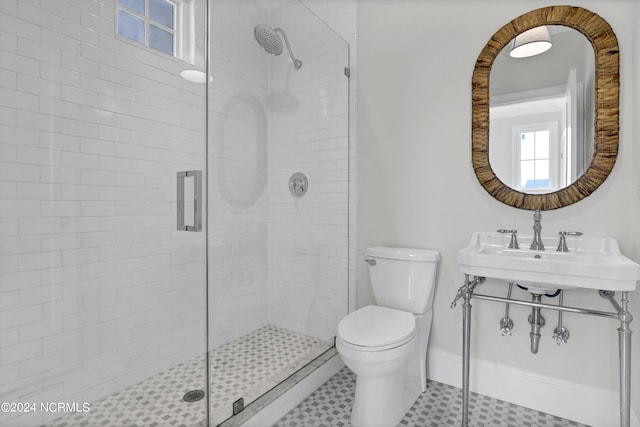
[472,6,619,210]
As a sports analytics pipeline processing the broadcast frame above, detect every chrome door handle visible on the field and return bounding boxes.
[177,170,202,232]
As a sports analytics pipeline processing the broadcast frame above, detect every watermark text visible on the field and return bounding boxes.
[1,402,90,413]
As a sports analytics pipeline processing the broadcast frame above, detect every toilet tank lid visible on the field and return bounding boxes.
[366,246,440,261]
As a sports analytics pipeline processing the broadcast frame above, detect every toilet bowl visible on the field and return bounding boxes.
[336,305,420,427]
[336,246,439,427]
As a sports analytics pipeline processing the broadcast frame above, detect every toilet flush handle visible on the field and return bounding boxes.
[364,259,376,266]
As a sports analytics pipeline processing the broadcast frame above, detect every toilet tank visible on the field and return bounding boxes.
[365,246,440,314]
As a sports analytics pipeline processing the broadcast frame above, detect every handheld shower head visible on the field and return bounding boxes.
[254,24,302,69]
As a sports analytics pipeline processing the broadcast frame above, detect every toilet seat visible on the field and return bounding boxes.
[338,305,415,351]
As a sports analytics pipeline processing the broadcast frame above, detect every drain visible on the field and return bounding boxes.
[183,389,205,402]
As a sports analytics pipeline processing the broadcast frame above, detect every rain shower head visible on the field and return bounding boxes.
[254,24,302,69]
[254,24,283,55]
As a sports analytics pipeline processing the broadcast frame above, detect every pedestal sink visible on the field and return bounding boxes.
[458,231,640,292]
[454,231,640,427]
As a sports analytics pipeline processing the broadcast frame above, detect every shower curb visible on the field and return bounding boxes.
[219,348,344,427]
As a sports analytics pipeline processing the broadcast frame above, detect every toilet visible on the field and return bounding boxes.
[336,246,440,427]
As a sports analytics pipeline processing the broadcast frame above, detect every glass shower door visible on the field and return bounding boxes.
[0,1,209,426]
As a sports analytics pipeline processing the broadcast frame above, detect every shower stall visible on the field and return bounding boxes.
[0,0,350,425]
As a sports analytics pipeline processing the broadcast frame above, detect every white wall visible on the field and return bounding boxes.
[358,0,639,422]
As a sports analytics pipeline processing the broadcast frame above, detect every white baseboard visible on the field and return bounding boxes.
[240,354,345,427]
[428,349,639,427]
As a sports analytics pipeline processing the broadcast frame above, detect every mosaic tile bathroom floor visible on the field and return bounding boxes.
[46,325,330,427]
[274,367,590,427]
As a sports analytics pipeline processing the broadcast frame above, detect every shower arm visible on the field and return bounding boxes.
[274,28,303,69]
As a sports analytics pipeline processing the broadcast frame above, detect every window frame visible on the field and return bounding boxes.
[116,0,183,58]
[511,121,559,193]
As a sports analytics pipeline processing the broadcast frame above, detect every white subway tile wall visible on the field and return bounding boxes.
[207,0,271,347]
[301,0,358,317]
[0,0,207,425]
[208,0,356,346]
[267,3,350,340]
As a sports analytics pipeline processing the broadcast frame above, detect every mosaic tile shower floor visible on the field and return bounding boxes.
[47,325,330,427]
[274,368,590,427]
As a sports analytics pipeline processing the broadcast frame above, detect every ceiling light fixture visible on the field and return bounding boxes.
[180,69,212,83]
[509,26,552,58]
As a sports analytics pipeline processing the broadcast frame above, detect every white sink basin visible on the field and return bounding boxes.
[458,232,640,292]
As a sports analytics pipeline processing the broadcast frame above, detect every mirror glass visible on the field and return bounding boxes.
[489,26,594,194]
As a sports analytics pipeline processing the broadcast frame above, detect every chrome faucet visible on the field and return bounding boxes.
[530,209,544,251]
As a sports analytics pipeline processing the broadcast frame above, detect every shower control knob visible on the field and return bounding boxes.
[289,172,308,196]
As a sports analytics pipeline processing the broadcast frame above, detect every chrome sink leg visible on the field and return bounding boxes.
[618,291,632,427]
[461,274,473,427]
[600,290,633,427]
[453,275,483,427]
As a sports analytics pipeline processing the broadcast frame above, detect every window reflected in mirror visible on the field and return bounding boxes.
[489,25,594,195]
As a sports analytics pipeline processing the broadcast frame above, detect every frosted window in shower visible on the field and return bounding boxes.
[150,0,175,29]
[117,0,176,56]
[119,0,145,14]
[118,10,145,44]
[150,24,174,55]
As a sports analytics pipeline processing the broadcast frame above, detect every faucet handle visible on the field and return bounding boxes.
[497,229,519,249]
[559,231,583,236]
[556,231,583,252]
